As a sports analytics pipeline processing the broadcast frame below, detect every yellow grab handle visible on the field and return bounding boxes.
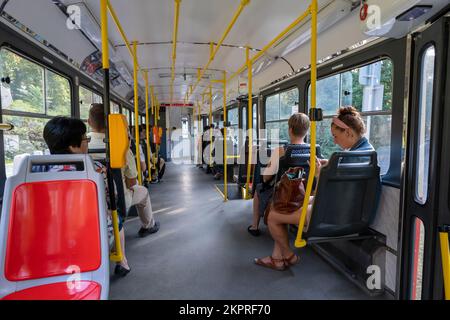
[439,231,450,300]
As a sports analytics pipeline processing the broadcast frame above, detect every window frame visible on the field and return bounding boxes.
[306,57,394,176]
[0,47,73,119]
[78,85,103,121]
[413,44,436,206]
[263,86,299,143]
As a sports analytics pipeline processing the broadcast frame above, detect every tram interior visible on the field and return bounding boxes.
[0,0,450,300]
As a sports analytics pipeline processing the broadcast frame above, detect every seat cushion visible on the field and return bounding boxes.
[1,281,101,300]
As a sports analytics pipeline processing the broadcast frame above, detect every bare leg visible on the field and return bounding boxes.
[250,191,261,230]
[118,228,130,270]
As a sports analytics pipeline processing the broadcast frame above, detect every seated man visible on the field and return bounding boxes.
[42,116,131,277]
[88,103,160,237]
[248,112,310,237]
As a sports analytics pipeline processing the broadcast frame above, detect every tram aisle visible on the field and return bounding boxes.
[110,163,378,300]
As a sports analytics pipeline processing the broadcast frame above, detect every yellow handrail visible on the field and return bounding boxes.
[144,71,152,183]
[228,7,310,84]
[245,46,253,200]
[132,41,142,186]
[440,231,450,300]
[295,0,318,248]
[100,0,122,262]
[106,0,152,98]
[223,71,228,202]
[186,0,250,102]
[171,0,182,103]
[209,85,213,168]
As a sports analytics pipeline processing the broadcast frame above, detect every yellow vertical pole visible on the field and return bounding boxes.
[440,231,450,300]
[150,86,157,181]
[101,0,122,262]
[209,85,213,167]
[245,46,253,199]
[133,40,142,185]
[223,70,228,202]
[144,71,152,183]
[295,0,317,248]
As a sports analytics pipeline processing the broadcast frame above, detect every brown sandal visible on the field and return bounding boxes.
[254,256,286,271]
[284,253,300,266]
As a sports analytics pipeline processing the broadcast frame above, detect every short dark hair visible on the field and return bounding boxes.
[88,103,106,131]
[43,117,86,154]
[288,113,310,138]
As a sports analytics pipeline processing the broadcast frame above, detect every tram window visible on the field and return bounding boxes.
[131,111,135,126]
[46,69,71,116]
[0,49,72,177]
[410,217,425,300]
[122,108,131,124]
[242,106,247,130]
[228,107,239,150]
[415,46,435,205]
[79,86,102,120]
[253,103,257,130]
[111,101,120,114]
[308,59,393,175]
[265,87,299,143]
[0,49,45,114]
[3,115,48,177]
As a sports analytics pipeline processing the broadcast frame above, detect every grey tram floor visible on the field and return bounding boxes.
[109,163,383,300]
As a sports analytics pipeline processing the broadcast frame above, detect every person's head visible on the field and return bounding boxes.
[138,124,146,139]
[331,106,366,149]
[288,113,310,142]
[87,103,106,133]
[44,117,89,155]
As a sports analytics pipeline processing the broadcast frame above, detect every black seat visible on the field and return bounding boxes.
[88,148,127,220]
[305,151,381,238]
[275,144,323,183]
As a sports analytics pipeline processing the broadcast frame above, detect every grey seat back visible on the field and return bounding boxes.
[306,151,381,238]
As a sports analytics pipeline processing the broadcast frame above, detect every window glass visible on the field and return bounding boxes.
[131,111,135,126]
[111,101,120,114]
[3,115,49,177]
[265,88,299,143]
[46,69,71,116]
[415,46,435,205]
[228,108,238,126]
[280,88,298,119]
[265,94,279,121]
[0,49,45,113]
[310,60,393,115]
[122,108,131,125]
[227,107,239,151]
[308,59,393,174]
[79,86,102,120]
[266,121,289,144]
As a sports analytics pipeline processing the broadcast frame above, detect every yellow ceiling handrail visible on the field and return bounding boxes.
[186,0,251,103]
[106,0,157,101]
[228,6,310,84]
[171,0,182,103]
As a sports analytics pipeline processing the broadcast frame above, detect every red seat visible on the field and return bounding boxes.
[1,281,101,300]
[0,155,110,300]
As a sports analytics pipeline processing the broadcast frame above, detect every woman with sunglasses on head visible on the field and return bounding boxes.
[254,106,376,271]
